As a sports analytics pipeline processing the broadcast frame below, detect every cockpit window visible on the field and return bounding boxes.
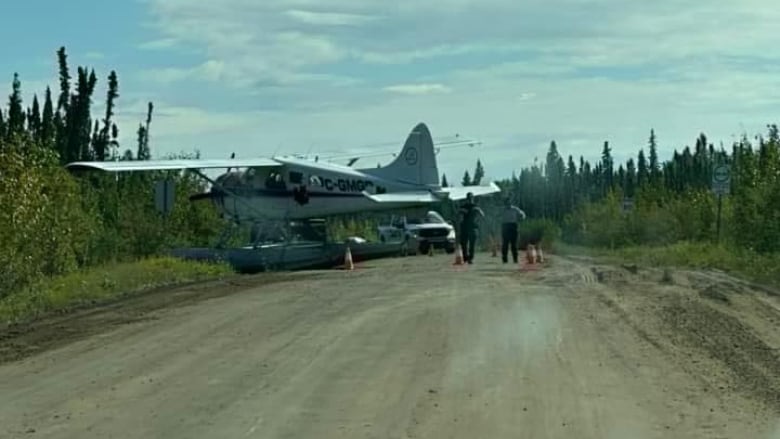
[289,171,303,184]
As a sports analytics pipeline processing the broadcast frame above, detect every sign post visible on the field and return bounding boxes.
[155,179,176,217]
[711,165,730,244]
[621,198,634,215]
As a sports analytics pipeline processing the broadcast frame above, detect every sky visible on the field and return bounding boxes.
[2,0,779,183]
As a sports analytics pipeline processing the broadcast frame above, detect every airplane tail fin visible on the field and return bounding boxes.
[363,123,439,187]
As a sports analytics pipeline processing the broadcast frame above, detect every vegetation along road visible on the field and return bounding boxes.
[2,254,779,438]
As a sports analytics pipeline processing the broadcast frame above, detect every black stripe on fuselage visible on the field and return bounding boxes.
[194,188,367,200]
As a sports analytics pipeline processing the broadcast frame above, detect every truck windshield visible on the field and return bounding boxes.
[424,212,445,223]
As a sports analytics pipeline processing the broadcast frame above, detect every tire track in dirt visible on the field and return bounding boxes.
[660,297,780,412]
[583,260,780,415]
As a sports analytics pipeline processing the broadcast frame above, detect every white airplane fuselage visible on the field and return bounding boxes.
[203,157,432,221]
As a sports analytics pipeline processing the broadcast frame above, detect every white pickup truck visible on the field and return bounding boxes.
[377,211,456,256]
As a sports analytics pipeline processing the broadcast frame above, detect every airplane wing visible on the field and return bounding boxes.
[436,182,501,200]
[362,191,440,204]
[65,158,281,172]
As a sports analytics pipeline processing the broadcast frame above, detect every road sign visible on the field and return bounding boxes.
[155,179,176,215]
[621,198,634,214]
[712,164,730,195]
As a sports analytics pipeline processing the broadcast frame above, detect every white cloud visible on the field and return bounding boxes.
[285,9,378,26]
[383,83,452,95]
[132,0,780,178]
[137,38,179,50]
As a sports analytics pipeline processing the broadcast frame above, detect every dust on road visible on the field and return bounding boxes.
[1,253,780,438]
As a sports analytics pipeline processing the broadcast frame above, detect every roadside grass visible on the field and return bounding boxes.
[558,241,780,287]
[0,257,234,326]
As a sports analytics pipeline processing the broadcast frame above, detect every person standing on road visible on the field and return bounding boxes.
[500,197,526,264]
[458,192,485,264]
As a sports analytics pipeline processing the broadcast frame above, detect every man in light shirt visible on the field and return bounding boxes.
[500,197,526,264]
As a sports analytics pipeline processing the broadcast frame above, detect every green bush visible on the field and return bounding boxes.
[0,257,233,325]
[518,219,561,250]
[0,137,95,297]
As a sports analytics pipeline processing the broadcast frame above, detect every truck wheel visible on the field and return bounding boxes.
[418,242,430,255]
[445,245,455,254]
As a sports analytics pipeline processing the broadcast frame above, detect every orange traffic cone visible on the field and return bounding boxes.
[525,244,536,265]
[453,244,465,265]
[344,246,354,270]
[428,245,435,257]
[537,246,545,263]
[522,244,539,272]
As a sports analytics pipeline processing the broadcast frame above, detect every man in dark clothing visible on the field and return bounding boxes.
[500,197,527,263]
[458,192,485,264]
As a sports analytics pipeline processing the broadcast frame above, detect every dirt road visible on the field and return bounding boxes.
[2,254,780,438]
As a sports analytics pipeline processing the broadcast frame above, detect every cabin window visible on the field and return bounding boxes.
[289,171,303,184]
[265,171,286,190]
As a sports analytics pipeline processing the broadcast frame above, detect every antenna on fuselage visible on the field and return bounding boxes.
[227,152,236,173]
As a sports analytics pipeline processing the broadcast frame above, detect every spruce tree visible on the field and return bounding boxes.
[625,158,637,197]
[41,87,54,145]
[601,141,614,193]
[461,170,471,186]
[649,129,660,183]
[7,73,25,138]
[472,159,484,185]
[29,94,41,138]
[637,149,649,187]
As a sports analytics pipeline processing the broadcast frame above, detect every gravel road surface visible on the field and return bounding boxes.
[2,254,780,438]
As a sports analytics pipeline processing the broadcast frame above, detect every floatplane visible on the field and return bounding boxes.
[66,122,501,249]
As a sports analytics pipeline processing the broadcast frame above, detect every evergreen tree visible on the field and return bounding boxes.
[41,87,54,145]
[565,155,578,210]
[461,170,471,186]
[63,66,98,162]
[29,94,41,139]
[136,102,153,160]
[472,159,484,185]
[649,129,660,183]
[601,141,614,193]
[56,47,70,112]
[7,73,25,138]
[0,109,5,139]
[625,158,637,197]
[637,149,649,187]
[441,174,449,188]
[93,70,119,161]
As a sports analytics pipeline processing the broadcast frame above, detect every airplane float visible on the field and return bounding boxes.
[66,122,501,244]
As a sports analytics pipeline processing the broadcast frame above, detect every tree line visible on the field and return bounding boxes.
[455,126,780,253]
[0,47,224,298]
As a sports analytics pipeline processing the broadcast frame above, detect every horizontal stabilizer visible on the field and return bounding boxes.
[362,191,440,204]
[437,182,501,200]
[65,158,280,172]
